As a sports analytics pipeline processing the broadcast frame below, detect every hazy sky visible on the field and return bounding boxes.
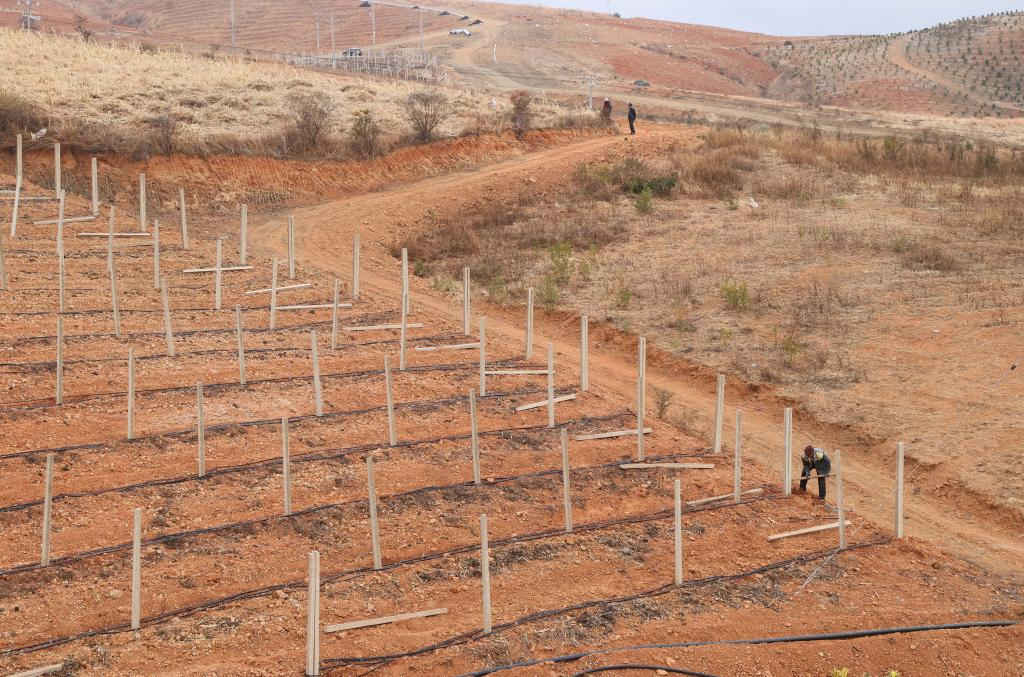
[492,0,1022,36]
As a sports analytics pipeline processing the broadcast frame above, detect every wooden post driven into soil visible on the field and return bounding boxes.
[282,418,292,515]
[470,389,481,485]
[384,355,397,446]
[837,448,846,550]
[196,383,206,477]
[0,237,6,291]
[401,247,410,315]
[288,216,296,280]
[330,279,341,350]
[674,478,684,585]
[546,343,555,428]
[561,429,572,533]
[240,204,248,265]
[783,407,793,496]
[127,348,135,439]
[311,330,323,416]
[10,135,21,238]
[57,192,65,314]
[56,317,64,405]
[895,442,905,539]
[91,157,99,216]
[106,206,115,272]
[235,305,246,385]
[479,317,487,396]
[637,337,647,461]
[179,188,189,249]
[462,266,470,335]
[734,410,743,504]
[161,278,175,357]
[481,513,492,634]
[214,238,223,311]
[152,220,160,290]
[367,455,382,570]
[580,315,589,392]
[131,507,142,631]
[138,174,147,233]
[526,287,534,360]
[110,261,121,337]
[399,290,408,371]
[53,143,61,198]
[305,550,321,677]
[713,373,725,454]
[269,257,278,330]
[41,453,54,566]
[352,233,360,300]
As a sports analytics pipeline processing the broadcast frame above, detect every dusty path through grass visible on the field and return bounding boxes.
[249,127,1024,577]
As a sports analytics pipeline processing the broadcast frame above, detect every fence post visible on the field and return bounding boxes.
[110,261,121,337]
[282,418,292,515]
[330,279,340,350]
[674,479,683,585]
[215,238,223,311]
[480,513,492,634]
[305,550,321,676]
[462,267,470,335]
[367,455,382,570]
[401,247,410,315]
[352,233,360,300]
[384,355,397,446]
[106,205,115,272]
[637,337,646,461]
[152,220,160,290]
[525,287,533,360]
[57,192,65,314]
[734,410,743,503]
[91,157,99,216]
[41,453,54,566]
[127,348,135,439]
[399,290,408,371]
[0,237,6,291]
[179,188,189,249]
[837,449,846,550]
[479,317,487,396]
[470,389,481,485]
[783,407,793,496]
[895,442,905,538]
[270,257,278,330]
[196,383,206,476]
[54,143,61,197]
[561,429,572,532]
[162,278,175,357]
[546,343,555,428]
[234,306,246,385]
[240,204,248,265]
[131,507,142,631]
[288,215,296,279]
[138,173,147,233]
[580,315,589,392]
[55,317,64,405]
[713,373,725,454]
[311,330,323,416]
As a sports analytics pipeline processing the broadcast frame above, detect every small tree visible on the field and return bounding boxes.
[404,91,450,142]
[288,92,334,153]
[510,90,532,139]
[348,109,382,159]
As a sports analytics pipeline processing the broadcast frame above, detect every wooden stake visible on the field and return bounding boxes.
[713,373,725,454]
[415,342,480,352]
[179,188,189,249]
[0,236,6,290]
[9,662,65,677]
[674,478,683,585]
[836,448,846,549]
[152,219,160,290]
[138,173,147,233]
[546,343,555,428]
[311,330,323,416]
[895,442,905,539]
[270,257,278,330]
[768,520,851,542]
[401,247,410,315]
[131,507,142,631]
[480,513,492,634]
[384,356,397,446]
[54,143,61,197]
[214,238,223,310]
[325,608,447,634]
[161,278,175,357]
[734,409,743,503]
[127,347,135,439]
[246,282,311,295]
[478,317,487,396]
[515,393,576,412]
[580,315,589,392]
[367,455,382,570]
[9,173,19,238]
[110,261,121,337]
[689,487,762,507]
[56,317,64,405]
[16,133,22,183]
[620,463,714,470]
[288,215,296,279]
[57,192,65,314]
[196,383,206,476]
[282,417,292,515]
[235,305,246,385]
[525,287,534,359]
[574,428,653,441]
[305,550,321,676]
[462,266,470,335]
[561,428,572,533]
[352,232,360,300]
[783,407,793,496]
[470,389,480,485]
[399,290,408,371]
[41,453,54,566]
[91,157,99,215]
[240,204,248,265]
[330,279,340,350]
[637,337,646,461]
[106,205,115,273]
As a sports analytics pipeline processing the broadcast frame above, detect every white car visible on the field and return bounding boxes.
[449,29,471,36]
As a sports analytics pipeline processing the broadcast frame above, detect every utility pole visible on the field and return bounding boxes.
[419,7,423,51]
[229,0,236,48]
[330,13,335,60]
[371,3,376,47]
[315,14,320,53]
[588,76,594,110]
[493,42,497,63]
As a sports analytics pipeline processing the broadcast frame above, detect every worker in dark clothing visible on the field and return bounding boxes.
[627,102,637,135]
[799,445,831,499]
[601,98,612,121]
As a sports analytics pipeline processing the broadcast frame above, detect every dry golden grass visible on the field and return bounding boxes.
[0,28,572,155]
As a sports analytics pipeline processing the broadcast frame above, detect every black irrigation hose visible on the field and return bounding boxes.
[570,666,717,677]
[0,486,772,658]
[320,539,891,670]
[0,447,718,577]
[0,383,556,462]
[462,620,1021,676]
[0,387,573,513]
[0,332,465,370]
[0,354,524,411]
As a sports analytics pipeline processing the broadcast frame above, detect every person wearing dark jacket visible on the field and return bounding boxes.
[799,445,831,499]
[627,102,637,134]
[601,98,612,121]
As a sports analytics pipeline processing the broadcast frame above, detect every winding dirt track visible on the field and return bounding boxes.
[251,130,1024,576]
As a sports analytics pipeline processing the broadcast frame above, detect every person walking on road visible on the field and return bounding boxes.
[627,102,637,135]
[799,445,831,500]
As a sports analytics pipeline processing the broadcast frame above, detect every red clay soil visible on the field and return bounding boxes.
[1,129,1022,676]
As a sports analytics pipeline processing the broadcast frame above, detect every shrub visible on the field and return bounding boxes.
[149,112,177,155]
[0,89,46,137]
[898,241,960,271]
[404,91,450,142]
[548,242,572,285]
[348,109,382,159]
[634,186,653,213]
[654,387,674,419]
[721,280,750,311]
[288,92,334,153]
[510,91,532,139]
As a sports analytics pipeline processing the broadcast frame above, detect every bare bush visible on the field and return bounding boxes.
[0,89,46,136]
[287,92,335,153]
[404,91,450,142]
[149,112,178,155]
[348,109,382,160]
[510,91,532,139]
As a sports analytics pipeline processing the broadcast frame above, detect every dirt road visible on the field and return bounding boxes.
[251,130,1024,576]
